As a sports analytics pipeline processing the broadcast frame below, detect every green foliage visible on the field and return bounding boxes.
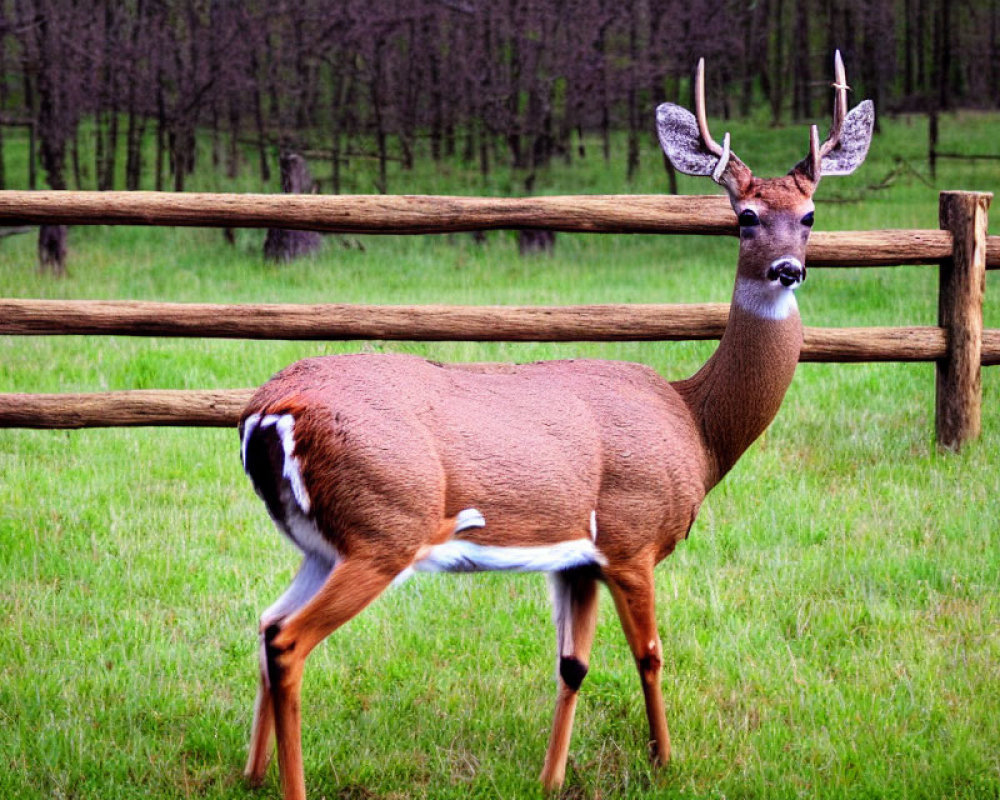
[1,114,999,799]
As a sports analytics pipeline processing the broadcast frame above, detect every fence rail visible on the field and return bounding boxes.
[0,190,994,449]
[0,190,995,267]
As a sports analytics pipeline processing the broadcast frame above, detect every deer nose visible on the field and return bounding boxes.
[767,257,806,287]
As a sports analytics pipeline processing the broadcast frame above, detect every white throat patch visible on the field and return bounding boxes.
[733,276,800,321]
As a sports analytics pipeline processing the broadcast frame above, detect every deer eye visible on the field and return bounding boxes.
[737,209,760,227]
[801,211,815,227]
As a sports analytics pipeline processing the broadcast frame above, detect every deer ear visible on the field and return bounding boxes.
[656,103,754,200]
[820,100,875,177]
[655,103,720,177]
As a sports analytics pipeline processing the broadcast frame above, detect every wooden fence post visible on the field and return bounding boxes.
[936,190,992,451]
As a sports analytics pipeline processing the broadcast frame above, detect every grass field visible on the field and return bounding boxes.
[1,112,999,799]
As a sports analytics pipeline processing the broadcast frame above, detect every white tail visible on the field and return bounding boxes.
[239,53,874,799]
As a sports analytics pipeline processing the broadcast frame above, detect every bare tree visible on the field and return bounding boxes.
[263,152,323,263]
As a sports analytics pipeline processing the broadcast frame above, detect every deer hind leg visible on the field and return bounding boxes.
[245,554,334,786]
[263,556,398,800]
[605,564,671,766]
[539,567,600,791]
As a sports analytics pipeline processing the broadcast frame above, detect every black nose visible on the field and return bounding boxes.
[767,258,806,287]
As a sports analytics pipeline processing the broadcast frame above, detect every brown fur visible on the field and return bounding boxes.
[246,355,708,566]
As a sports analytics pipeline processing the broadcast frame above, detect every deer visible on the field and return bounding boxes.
[237,52,874,800]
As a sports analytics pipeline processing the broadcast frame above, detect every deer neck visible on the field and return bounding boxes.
[673,270,804,491]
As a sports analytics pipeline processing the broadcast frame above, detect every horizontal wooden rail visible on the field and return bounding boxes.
[0,389,253,428]
[3,299,993,358]
[0,191,737,234]
[4,328,999,429]
[0,190,991,267]
[1,299,733,341]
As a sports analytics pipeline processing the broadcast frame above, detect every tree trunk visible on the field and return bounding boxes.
[517,229,557,255]
[793,1,812,119]
[252,54,271,183]
[125,0,146,190]
[227,99,240,180]
[155,71,166,191]
[263,152,323,263]
[991,0,999,107]
[328,56,351,195]
[598,24,610,162]
[70,129,82,189]
[768,0,785,124]
[98,0,118,191]
[38,225,68,276]
[916,0,928,93]
[903,0,915,98]
[0,36,6,189]
[23,74,37,190]
[125,105,143,190]
[35,2,70,274]
[101,109,118,190]
[626,0,641,182]
[934,0,952,110]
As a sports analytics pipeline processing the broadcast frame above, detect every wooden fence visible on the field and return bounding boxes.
[0,189,995,450]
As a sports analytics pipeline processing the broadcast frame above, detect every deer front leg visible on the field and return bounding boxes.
[605,564,671,766]
[264,557,398,800]
[540,567,599,791]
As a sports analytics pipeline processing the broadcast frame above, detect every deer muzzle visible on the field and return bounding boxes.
[767,257,806,288]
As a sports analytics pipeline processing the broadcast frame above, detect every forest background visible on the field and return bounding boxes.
[2,0,997,203]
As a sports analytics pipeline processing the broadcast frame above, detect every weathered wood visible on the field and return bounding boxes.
[804,229,953,267]
[0,298,972,355]
[0,299,733,341]
[987,236,1000,270]
[0,190,983,267]
[983,330,1000,366]
[0,389,253,429]
[936,191,992,451]
[5,326,997,430]
[800,326,948,362]
[0,190,738,235]
[0,296,981,362]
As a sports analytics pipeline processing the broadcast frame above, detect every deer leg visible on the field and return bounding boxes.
[540,567,599,791]
[245,554,335,787]
[605,565,671,766]
[263,557,398,800]
[246,676,276,787]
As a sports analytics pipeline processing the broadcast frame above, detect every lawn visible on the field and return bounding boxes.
[1,112,999,799]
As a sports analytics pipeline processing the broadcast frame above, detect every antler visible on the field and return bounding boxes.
[694,57,734,184]
[694,58,723,156]
[809,49,850,164]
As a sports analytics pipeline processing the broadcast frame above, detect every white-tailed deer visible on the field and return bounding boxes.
[239,53,873,799]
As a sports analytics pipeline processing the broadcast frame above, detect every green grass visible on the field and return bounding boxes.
[1,113,999,799]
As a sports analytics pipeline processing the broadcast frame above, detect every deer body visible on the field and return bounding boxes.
[238,55,873,800]
[247,352,711,560]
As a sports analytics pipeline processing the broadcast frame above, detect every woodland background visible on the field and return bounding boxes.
[1,0,997,202]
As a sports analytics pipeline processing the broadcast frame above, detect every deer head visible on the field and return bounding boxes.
[655,51,875,318]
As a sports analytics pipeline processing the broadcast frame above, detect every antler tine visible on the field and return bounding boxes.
[818,49,849,159]
[808,123,821,175]
[694,57,724,157]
